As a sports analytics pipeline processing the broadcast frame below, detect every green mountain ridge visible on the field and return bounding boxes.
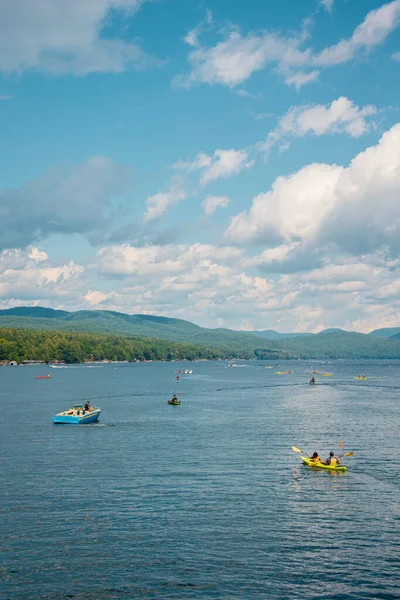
[1,307,400,359]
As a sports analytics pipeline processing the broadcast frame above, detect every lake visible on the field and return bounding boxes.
[1,360,399,599]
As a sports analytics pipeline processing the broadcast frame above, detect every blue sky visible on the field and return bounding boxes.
[0,0,400,332]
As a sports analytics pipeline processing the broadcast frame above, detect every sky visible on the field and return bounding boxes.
[0,0,400,333]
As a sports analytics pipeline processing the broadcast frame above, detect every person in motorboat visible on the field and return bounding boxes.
[309,452,321,463]
[323,451,340,466]
[309,377,316,384]
[84,401,91,412]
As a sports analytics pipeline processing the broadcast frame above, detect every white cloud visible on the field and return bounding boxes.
[226,123,400,262]
[200,149,254,185]
[175,1,400,88]
[144,177,188,222]
[0,157,130,250]
[320,0,334,12]
[173,152,212,172]
[2,242,399,333]
[184,9,213,48]
[314,0,400,66]
[226,163,342,245]
[0,0,159,75]
[0,246,85,304]
[96,243,243,278]
[84,290,117,306]
[262,96,377,155]
[175,148,253,185]
[202,195,230,217]
[0,95,13,100]
[174,29,301,88]
[86,241,400,332]
[392,51,400,60]
[284,70,320,89]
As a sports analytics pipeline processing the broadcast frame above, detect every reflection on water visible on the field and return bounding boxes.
[0,359,399,599]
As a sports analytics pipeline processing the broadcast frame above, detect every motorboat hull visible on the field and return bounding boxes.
[53,408,101,424]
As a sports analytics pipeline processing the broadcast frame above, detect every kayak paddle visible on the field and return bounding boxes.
[293,446,353,459]
[292,446,308,455]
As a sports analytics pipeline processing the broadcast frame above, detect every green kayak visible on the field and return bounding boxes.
[301,456,346,472]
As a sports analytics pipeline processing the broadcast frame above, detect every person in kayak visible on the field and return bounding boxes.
[309,452,321,463]
[323,452,340,466]
[309,377,316,384]
[171,394,178,403]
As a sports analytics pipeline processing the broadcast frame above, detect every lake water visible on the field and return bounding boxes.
[1,360,399,599]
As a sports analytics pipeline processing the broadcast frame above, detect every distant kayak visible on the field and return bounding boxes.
[322,373,332,377]
[168,399,181,405]
[301,457,346,472]
[354,376,368,380]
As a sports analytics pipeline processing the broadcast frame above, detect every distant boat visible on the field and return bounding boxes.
[53,405,101,424]
[228,361,236,367]
[168,399,181,406]
[184,369,193,374]
[322,373,333,377]
[35,373,51,379]
[354,375,368,380]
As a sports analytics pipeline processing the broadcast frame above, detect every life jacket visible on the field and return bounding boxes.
[312,455,321,462]
[330,457,337,466]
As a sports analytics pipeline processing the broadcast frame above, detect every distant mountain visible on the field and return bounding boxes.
[389,332,400,340]
[254,331,400,360]
[0,307,267,351]
[368,327,400,338]
[317,328,347,335]
[0,306,69,319]
[242,329,312,340]
[1,307,400,359]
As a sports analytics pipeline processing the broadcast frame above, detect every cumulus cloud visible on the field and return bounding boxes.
[262,96,377,155]
[96,243,243,278]
[225,163,342,245]
[175,1,400,89]
[175,148,254,185]
[0,157,130,249]
[0,0,159,76]
[202,195,230,216]
[0,246,85,306]
[144,177,188,222]
[83,240,400,333]
[173,28,301,88]
[226,123,400,263]
[2,242,399,333]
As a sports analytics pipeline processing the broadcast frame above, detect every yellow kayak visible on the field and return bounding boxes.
[354,376,368,380]
[322,373,332,377]
[301,457,346,472]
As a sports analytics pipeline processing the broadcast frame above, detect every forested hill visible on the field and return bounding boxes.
[254,331,400,360]
[0,307,285,351]
[0,307,400,359]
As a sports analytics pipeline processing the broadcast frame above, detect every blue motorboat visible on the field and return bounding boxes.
[53,404,101,424]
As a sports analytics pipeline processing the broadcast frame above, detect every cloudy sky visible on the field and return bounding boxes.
[1,0,400,333]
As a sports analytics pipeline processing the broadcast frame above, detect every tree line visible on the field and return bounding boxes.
[0,327,271,363]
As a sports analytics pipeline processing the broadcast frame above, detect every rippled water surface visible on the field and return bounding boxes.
[1,360,399,599]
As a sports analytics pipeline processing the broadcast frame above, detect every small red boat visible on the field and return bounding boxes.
[35,374,51,379]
